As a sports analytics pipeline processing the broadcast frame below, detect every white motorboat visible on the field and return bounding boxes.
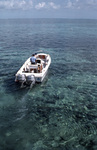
[15,53,51,86]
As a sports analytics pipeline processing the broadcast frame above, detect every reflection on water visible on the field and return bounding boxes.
[0,19,97,150]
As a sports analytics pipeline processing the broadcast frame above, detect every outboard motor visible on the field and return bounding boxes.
[16,74,26,82]
[16,74,26,88]
[26,75,35,88]
[26,75,35,84]
[26,75,35,82]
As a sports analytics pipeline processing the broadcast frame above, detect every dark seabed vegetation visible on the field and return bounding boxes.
[0,19,97,150]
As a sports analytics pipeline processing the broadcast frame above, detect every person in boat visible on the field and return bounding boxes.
[30,54,36,64]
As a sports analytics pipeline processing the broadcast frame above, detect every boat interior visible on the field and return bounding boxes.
[23,54,48,73]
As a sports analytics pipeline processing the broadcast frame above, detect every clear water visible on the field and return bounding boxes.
[0,19,97,150]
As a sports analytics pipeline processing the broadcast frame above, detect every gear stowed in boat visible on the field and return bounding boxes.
[15,53,51,86]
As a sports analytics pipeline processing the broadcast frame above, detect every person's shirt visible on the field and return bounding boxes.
[30,56,36,64]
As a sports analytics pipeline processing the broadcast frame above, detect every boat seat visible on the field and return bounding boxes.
[38,55,46,60]
[29,65,38,69]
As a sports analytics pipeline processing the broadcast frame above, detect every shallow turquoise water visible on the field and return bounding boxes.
[0,19,97,150]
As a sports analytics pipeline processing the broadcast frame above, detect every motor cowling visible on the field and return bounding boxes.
[26,75,35,83]
[16,74,26,82]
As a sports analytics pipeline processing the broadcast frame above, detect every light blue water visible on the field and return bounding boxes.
[0,19,97,150]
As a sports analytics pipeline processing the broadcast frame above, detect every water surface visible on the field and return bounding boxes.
[0,19,97,150]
